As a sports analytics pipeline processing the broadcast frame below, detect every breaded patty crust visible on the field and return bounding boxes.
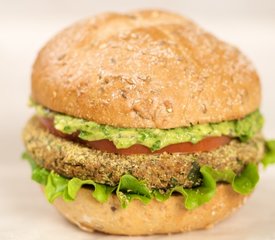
[23,116,265,189]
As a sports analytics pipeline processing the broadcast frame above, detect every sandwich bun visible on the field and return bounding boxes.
[48,184,247,235]
[31,10,260,129]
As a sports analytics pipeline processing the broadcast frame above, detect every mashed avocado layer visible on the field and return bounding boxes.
[33,103,264,151]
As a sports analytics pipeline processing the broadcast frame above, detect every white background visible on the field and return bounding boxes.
[0,1,274,239]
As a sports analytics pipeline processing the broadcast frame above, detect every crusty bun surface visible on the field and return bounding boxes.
[32,10,261,129]
[46,184,247,236]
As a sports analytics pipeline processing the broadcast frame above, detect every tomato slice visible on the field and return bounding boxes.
[39,117,231,155]
[85,137,231,154]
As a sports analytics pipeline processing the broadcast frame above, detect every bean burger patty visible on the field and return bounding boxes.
[23,116,265,189]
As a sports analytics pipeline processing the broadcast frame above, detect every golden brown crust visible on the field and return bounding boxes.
[32,10,261,128]
[48,184,247,235]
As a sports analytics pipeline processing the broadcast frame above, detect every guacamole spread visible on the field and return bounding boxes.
[32,103,264,151]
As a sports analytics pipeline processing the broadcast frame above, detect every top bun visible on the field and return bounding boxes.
[32,10,261,129]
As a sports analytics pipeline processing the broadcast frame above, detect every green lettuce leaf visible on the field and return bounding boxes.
[46,171,69,202]
[153,166,217,210]
[232,163,259,194]
[262,140,275,167]
[22,152,114,203]
[116,175,152,208]
[22,152,50,185]
[67,178,115,203]
[183,166,217,209]
[153,164,258,210]
[23,152,260,210]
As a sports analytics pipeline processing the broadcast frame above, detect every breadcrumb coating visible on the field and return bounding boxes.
[23,116,265,189]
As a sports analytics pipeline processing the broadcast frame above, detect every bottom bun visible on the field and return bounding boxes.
[45,184,248,236]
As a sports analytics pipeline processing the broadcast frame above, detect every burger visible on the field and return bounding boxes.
[22,10,275,235]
